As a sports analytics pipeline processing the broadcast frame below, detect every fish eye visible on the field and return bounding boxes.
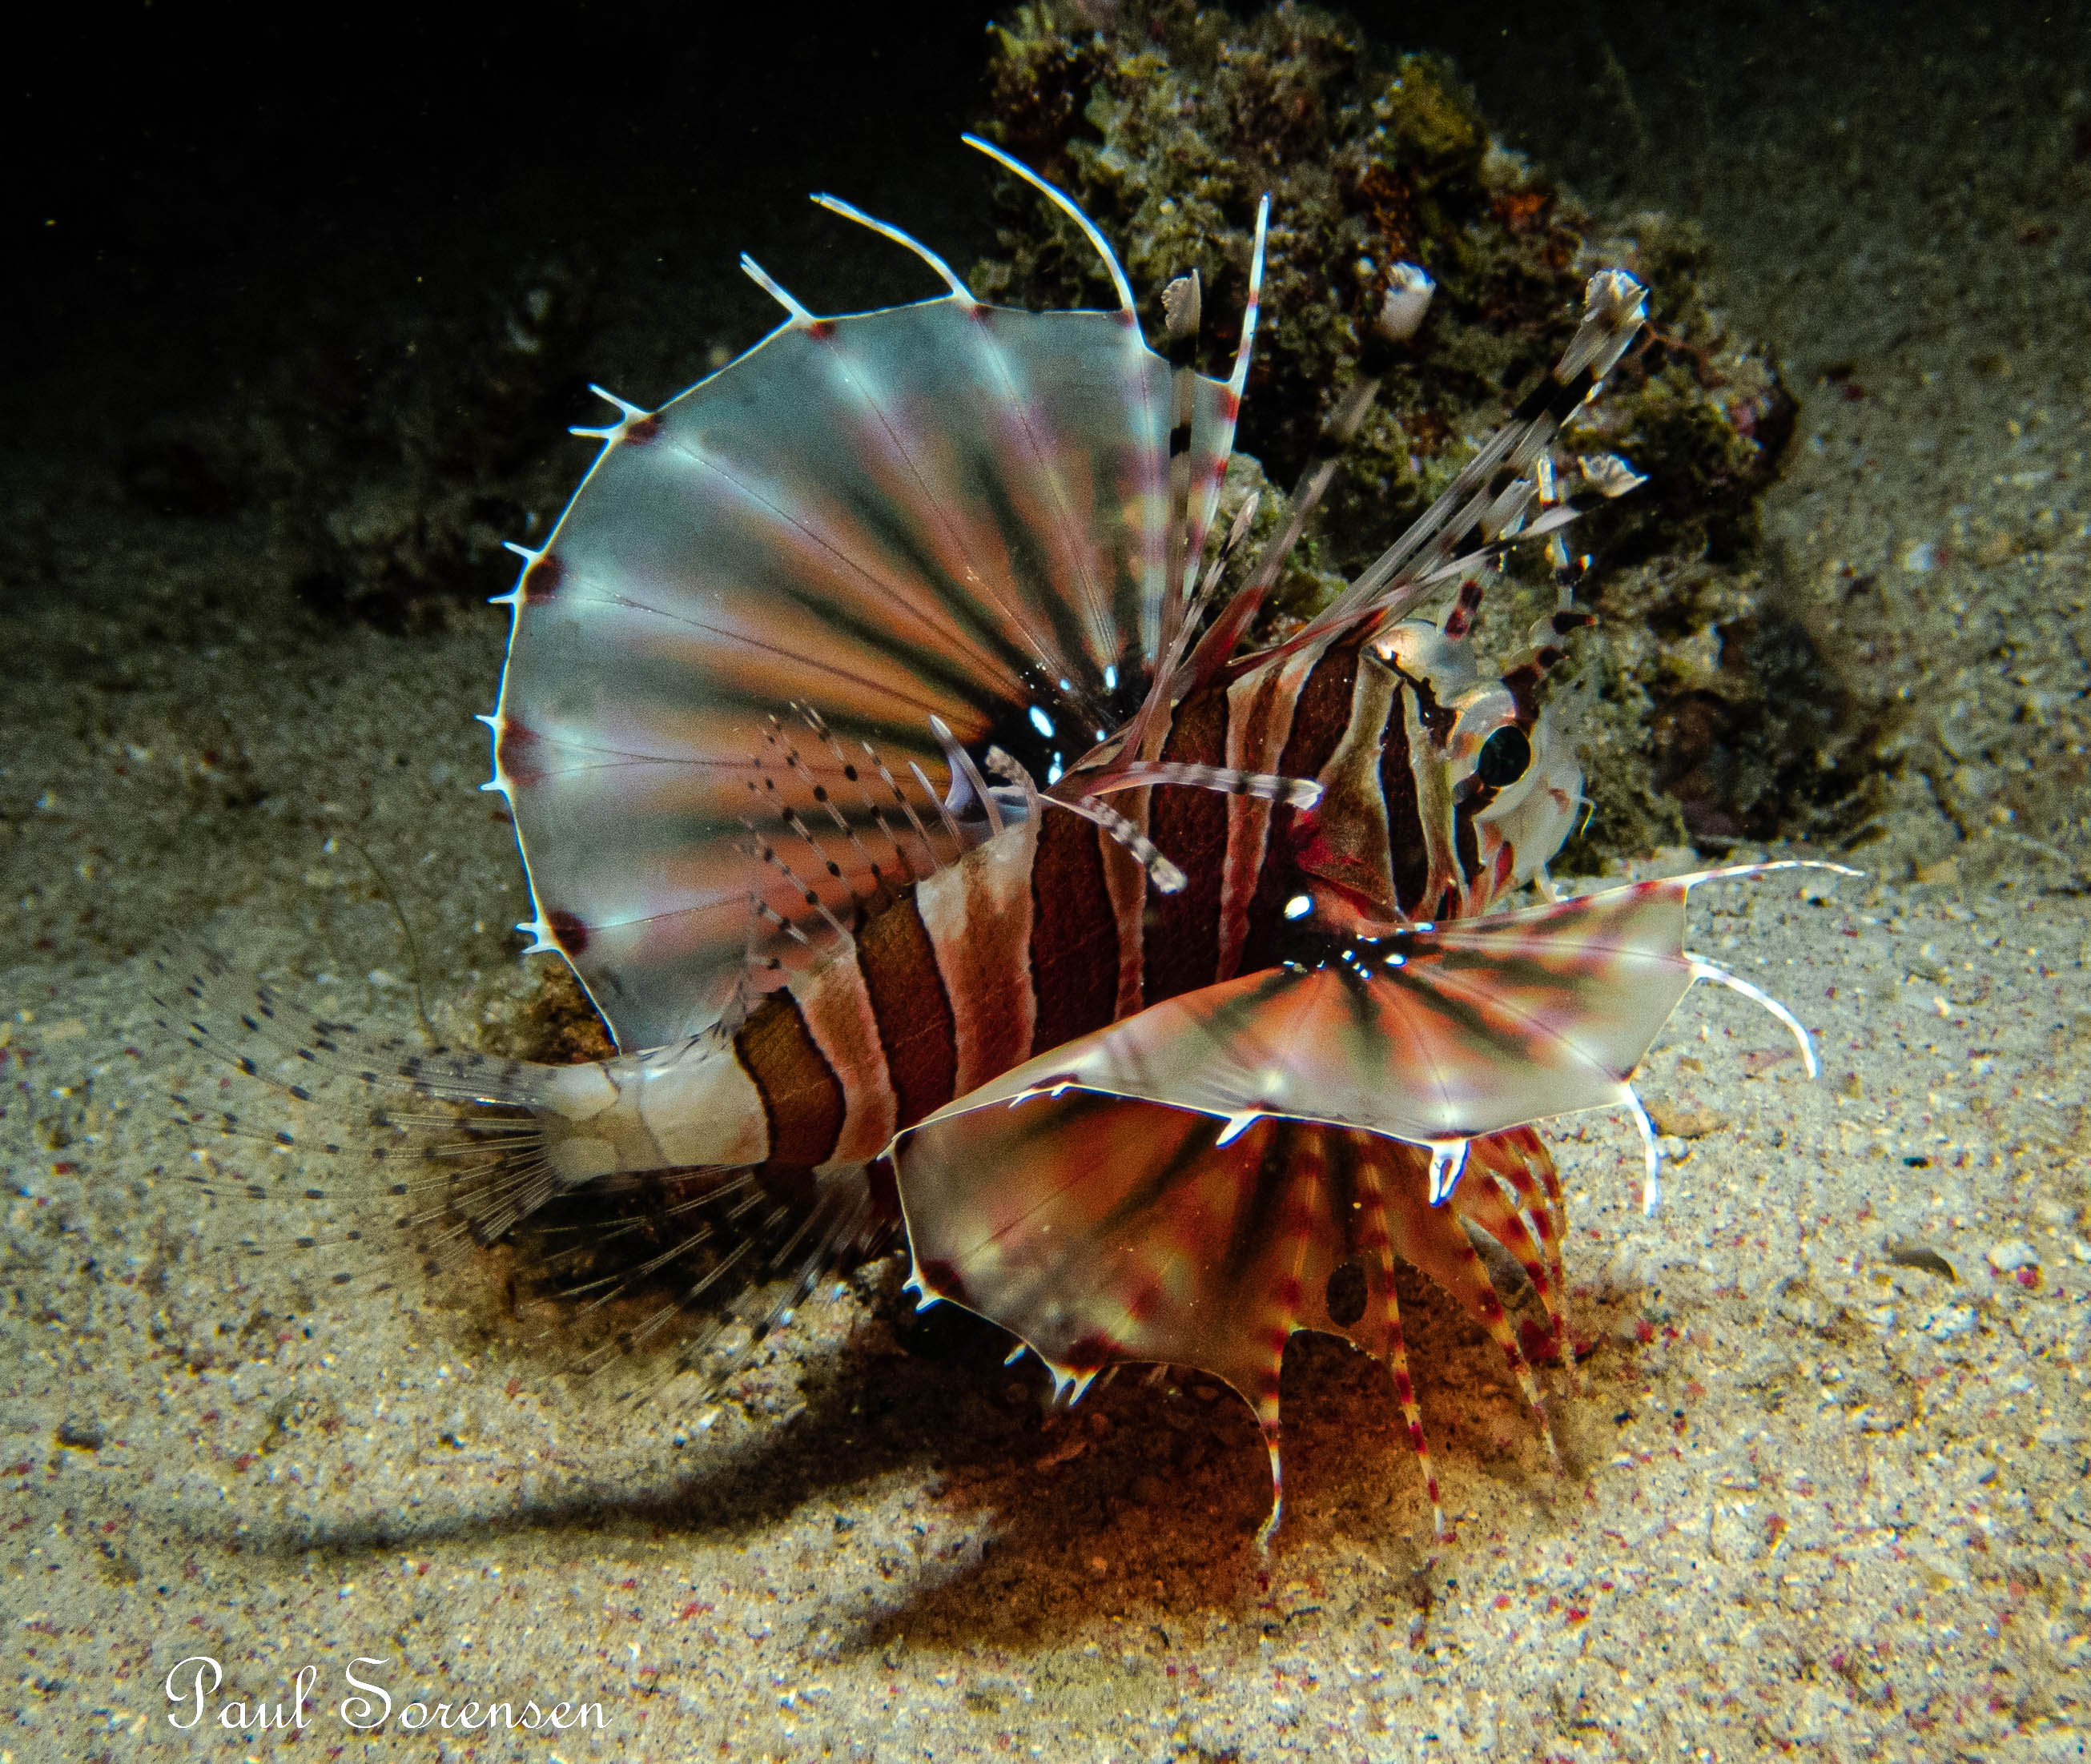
[1475,725,1532,788]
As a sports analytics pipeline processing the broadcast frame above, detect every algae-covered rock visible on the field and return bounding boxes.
[286,259,599,633]
[974,0,1864,862]
[122,258,601,636]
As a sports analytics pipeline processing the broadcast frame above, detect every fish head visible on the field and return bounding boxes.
[1373,617,1582,912]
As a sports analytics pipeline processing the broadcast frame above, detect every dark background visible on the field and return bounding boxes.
[12,2,2074,399]
[4,0,2085,939]
[10,4,995,389]
[21,0,2049,400]
[6,0,2080,611]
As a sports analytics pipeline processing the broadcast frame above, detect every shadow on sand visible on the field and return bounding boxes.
[139,1259,1619,1652]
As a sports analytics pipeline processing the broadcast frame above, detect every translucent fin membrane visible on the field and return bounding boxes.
[490,151,1264,1049]
[894,861,1850,1536]
[906,862,1850,1159]
[898,1103,1576,1543]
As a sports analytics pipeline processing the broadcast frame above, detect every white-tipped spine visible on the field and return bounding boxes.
[1228,196,1271,400]
[1426,1138,1470,1206]
[1623,1089,1663,1215]
[740,253,820,327]
[960,131,1135,314]
[811,193,976,303]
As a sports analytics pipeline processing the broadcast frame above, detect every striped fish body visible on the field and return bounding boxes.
[545,617,1581,1187]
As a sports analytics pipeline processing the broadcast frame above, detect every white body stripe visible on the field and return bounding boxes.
[796,950,900,1164]
[1309,654,1402,915]
[1216,639,1322,979]
[916,814,1040,1095]
[1401,681,1462,916]
[537,1042,770,1183]
[637,1041,772,1170]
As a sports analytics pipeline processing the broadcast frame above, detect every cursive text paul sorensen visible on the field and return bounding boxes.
[163,1655,607,1734]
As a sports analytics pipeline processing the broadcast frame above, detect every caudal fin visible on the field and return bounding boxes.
[149,940,891,1402]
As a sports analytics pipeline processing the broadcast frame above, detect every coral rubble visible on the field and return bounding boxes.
[975,0,1868,858]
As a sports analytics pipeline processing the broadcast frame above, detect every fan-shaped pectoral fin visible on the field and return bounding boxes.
[493,192,1261,1050]
[894,1092,1372,1541]
[923,864,1847,1155]
[891,865,1850,1535]
[893,1087,1578,1541]
[896,1095,1313,1412]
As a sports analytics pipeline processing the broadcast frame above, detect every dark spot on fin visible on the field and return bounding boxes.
[915,1255,972,1308]
[1325,1259,1368,1326]
[497,719,545,790]
[1059,1329,1121,1374]
[521,553,563,605]
[546,908,590,956]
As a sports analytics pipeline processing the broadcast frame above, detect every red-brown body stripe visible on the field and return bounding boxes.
[1027,812,1120,1054]
[1236,637,1366,971]
[1272,639,1366,787]
[734,993,846,1167]
[1453,791,1485,884]
[854,893,959,1129]
[1214,647,1307,980]
[1377,687,1431,915]
[1142,685,1232,1006]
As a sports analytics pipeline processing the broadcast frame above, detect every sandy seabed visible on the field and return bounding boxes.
[9,862,2091,1761]
[6,6,2089,1761]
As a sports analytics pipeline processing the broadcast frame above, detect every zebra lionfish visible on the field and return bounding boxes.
[163,138,1840,1544]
